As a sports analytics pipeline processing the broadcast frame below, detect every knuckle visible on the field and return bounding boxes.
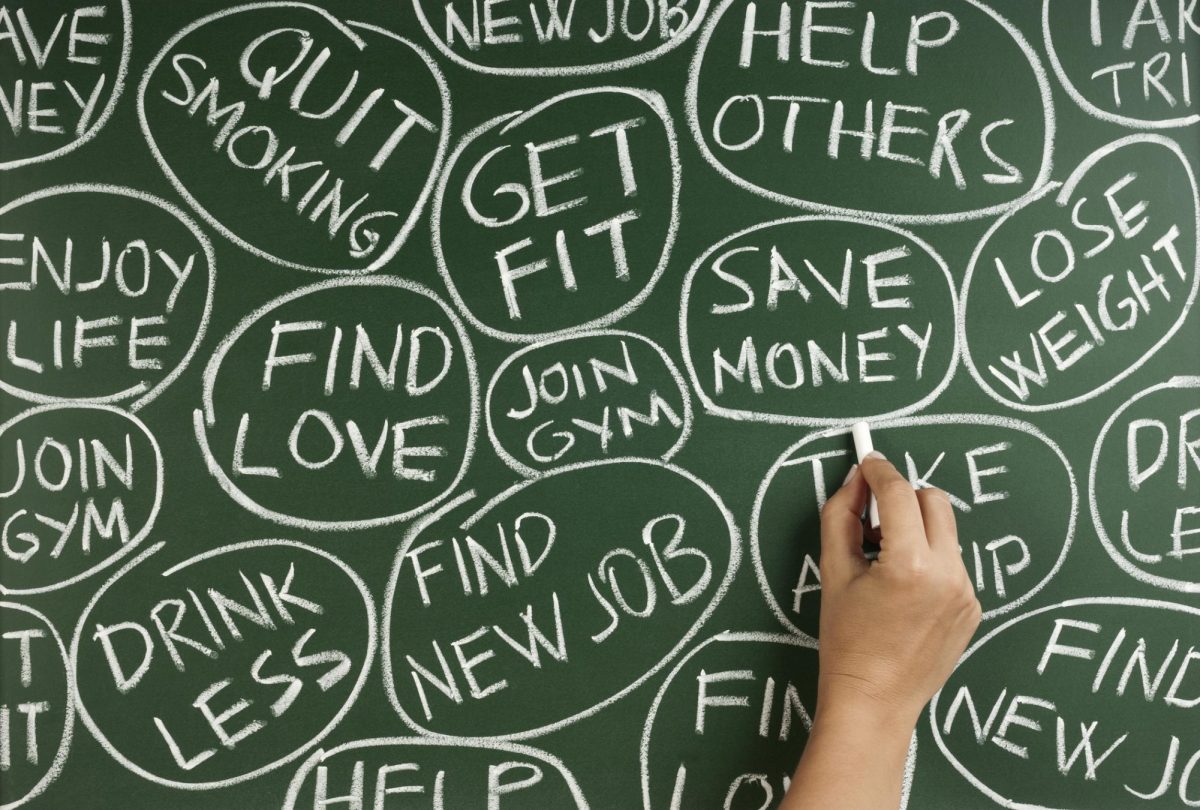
[938,571,974,607]
[952,565,971,588]
[881,479,914,500]
[956,585,982,618]
[960,588,979,612]
[819,497,839,521]
[905,556,931,579]
[940,572,966,599]
[966,598,983,626]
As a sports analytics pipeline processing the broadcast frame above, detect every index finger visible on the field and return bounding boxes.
[819,464,870,588]
[859,452,929,568]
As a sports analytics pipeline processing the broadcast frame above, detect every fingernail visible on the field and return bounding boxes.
[864,450,886,461]
[841,464,859,485]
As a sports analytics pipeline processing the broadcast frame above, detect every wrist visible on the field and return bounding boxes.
[812,688,920,743]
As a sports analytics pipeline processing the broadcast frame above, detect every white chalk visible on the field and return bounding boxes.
[851,421,881,530]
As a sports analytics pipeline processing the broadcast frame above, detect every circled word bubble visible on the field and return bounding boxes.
[71,539,376,789]
[1091,376,1200,593]
[283,736,589,809]
[640,632,821,810]
[0,185,214,409]
[687,0,1053,223]
[384,458,738,738]
[138,3,450,273]
[1043,0,1200,129]
[433,87,680,342]
[681,216,957,425]
[753,415,1076,639]
[0,601,73,809]
[486,329,692,476]
[1,403,162,596]
[194,277,478,531]
[411,0,709,76]
[961,135,1199,411]
[0,0,130,170]
[932,598,1200,809]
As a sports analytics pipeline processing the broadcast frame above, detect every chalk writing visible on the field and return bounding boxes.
[283,737,589,809]
[413,0,709,75]
[0,404,162,596]
[433,86,680,342]
[0,0,130,169]
[681,215,958,425]
[194,277,478,531]
[933,598,1200,808]
[1044,0,1200,128]
[0,185,214,408]
[686,0,1053,222]
[962,135,1199,411]
[383,459,738,738]
[0,3,1193,808]
[0,601,73,808]
[640,632,818,809]
[138,3,450,273]
[752,415,1077,638]
[486,329,692,476]
[1091,376,1200,593]
[70,540,376,789]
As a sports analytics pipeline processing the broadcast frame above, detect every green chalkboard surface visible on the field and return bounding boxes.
[2,1,1199,807]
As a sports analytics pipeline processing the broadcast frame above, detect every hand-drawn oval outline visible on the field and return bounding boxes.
[750,413,1078,637]
[69,539,378,790]
[679,215,960,426]
[685,0,1055,225]
[410,0,710,77]
[0,0,131,171]
[192,275,479,532]
[0,601,74,810]
[960,134,1200,412]
[639,631,816,810]
[1042,0,1200,130]
[0,184,215,410]
[381,457,741,740]
[283,736,591,809]
[929,596,1200,810]
[137,2,452,275]
[639,630,918,810]
[0,403,164,597]
[1090,376,1200,593]
[485,329,694,477]
[432,86,681,343]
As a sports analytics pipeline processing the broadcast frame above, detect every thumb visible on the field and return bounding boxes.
[819,464,870,587]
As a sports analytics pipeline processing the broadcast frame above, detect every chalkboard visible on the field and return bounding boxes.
[1,1,1198,808]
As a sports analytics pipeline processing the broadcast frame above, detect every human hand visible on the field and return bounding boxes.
[815,451,981,731]
[780,451,981,810]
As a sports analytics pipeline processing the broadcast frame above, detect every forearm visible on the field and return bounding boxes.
[780,702,915,810]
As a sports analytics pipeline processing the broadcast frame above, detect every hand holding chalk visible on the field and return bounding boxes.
[817,453,979,718]
[781,453,980,810]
